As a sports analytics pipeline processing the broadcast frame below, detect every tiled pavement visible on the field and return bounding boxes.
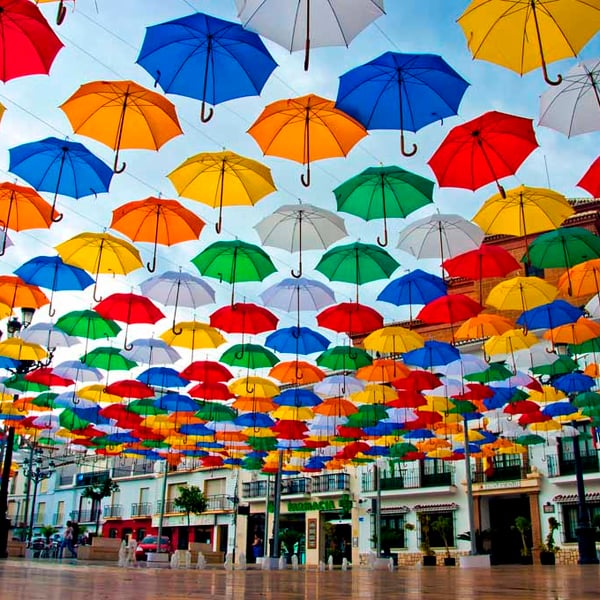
[0,559,599,600]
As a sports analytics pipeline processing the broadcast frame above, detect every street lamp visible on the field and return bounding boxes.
[22,449,55,545]
[0,307,52,558]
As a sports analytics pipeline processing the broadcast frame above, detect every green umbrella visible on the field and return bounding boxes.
[525,227,600,294]
[241,456,265,470]
[316,345,372,371]
[31,392,59,408]
[59,407,91,431]
[315,241,399,302]
[220,343,279,369]
[389,441,418,458]
[194,402,237,422]
[1,375,49,393]
[569,337,600,354]
[531,355,578,377]
[515,434,546,446]
[247,436,278,451]
[126,398,166,416]
[333,166,434,247]
[464,362,513,383]
[572,391,600,408]
[80,346,137,371]
[192,240,277,305]
[447,400,479,415]
[346,404,389,428]
[56,309,121,356]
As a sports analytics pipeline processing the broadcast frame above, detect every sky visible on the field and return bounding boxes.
[1,0,600,364]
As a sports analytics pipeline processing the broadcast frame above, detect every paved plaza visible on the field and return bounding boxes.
[0,560,599,600]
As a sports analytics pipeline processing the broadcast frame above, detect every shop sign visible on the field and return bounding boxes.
[286,494,353,513]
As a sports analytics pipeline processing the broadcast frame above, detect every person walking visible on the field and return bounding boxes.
[60,521,77,558]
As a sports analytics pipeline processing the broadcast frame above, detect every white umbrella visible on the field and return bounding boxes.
[314,374,365,397]
[53,360,103,383]
[397,213,484,263]
[254,203,347,278]
[439,356,489,379]
[122,338,181,365]
[236,0,385,70]
[585,293,600,318]
[20,322,80,349]
[539,58,600,137]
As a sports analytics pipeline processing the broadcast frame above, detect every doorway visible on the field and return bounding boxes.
[488,495,532,564]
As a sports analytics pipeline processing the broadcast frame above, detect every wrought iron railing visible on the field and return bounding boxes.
[130,502,152,517]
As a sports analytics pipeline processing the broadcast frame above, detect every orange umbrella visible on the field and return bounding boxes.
[110,197,205,272]
[455,313,515,341]
[313,397,357,417]
[543,317,600,346]
[355,358,410,382]
[0,275,49,310]
[269,360,325,385]
[558,258,600,297]
[59,80,183,173]
[0,182,54,255]
[247,94,367,187]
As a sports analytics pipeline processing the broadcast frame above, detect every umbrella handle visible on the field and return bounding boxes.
[291,266,302,278]
[496,182,507,199]
[543,67,562,87]
[245,381,255,395]
[113,153,126,174]
[376,228,388,248]
[400,132,417,157]
[295,366,304,382]
[215,218,222,234]
[146,258,157,273]
[124,341,134,351]
[56,0,67,25]
[234,347,245,361]
[300,165,311,187]
[171,323,183,335]
[0,221,6,257]
[200,101,214,123]
[92,281,103,303]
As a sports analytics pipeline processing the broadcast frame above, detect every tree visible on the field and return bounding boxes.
[41,525,58,544]
[173,485,208,540]
[82,477,120,534]
[431,516,453,558]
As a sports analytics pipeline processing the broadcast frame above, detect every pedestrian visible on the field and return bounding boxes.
[252,534,263,560]
[60,521,77,558]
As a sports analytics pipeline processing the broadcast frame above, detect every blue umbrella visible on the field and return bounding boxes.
[377,268,447,320]
[265,326,330,355]
[403,340,460,368]
[336,52,469,156]
[136,12,277,122]
[14,255,94,316]
[517,300,584,331]
[8,137,113,222]
[154,392,200,412]
[137,367,189,389]
[553,373,595,394]
[273,388,322,407]
[234,413,275,428]
[179,423,215,437]
[541,401,578,417]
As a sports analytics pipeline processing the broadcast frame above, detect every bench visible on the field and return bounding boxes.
[77,537,122,561]
[188,542,225,565]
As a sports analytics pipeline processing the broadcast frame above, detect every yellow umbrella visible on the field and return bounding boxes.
[55,232,142,302]
[350,384,397,405]
[422,396,455,412]
[77,384,122,404]
[59,80,183,173]
[228,376,280,398]
[543,317,600,346]
[484,328,538,357]
[362,326,424,355]
[529,419,564,432]
[426,448,454,459]
[528,386,566,404]
[168,151,276,233]
[160,321,226,351]
[0,338,47,362]
[271,405,314,420]
[453,429,486,442]
[455,313,515,341]
[486,276,558,312]
[558,258,600,297]
[458,0,600,85]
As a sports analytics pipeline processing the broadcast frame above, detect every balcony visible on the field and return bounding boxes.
[311,473,350,493]
[281,477,311,495]
[547,452,600,477]
[242,480,268,499]
[361,463,454,493]
[131,502,152,518]
[102,504,122,518]
[472,457,528,484]
[70,508,101,524]
[158,495,235,514]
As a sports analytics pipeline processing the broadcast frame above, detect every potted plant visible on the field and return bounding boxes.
[41,525,58,545]
[513,516,532,564]
[431,516,455,566]
[540,517,560,565]
[419,514,436,566]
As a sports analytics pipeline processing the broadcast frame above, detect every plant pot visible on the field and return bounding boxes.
[444,557,456,566]
[422,555,437,566]
[540,551,556,565]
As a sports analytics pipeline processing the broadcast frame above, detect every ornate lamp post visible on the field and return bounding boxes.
[22,449,55,544]
[0,307,52,558]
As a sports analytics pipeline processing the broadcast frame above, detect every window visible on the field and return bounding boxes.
[36,502,46,525]
[561,503,600,543]
[378,514,406,550]
[56,501,64,526]
[204,477,226,497]
[419,511,455,550]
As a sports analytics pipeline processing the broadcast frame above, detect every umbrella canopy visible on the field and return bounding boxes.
[317,302,383,337]
[362,327,424,355]
[254,203,347,277]
[235,0,384,70]
[336,51,469,156]
[577,155,600,198]
[55,232,143,302]
[0,338,47,362]
[137,11,277,121]
[443,245,521,280]
[168,150,276,233]
[0,275,48,309]
[539,58,600,137]
[316,345,372,371]
[160,321,226,352]
[417,294,483,330]
[59,80,183,172]
[269,360,325,385]
[55,309,121,340]
[192,239,277,305]
[486,276,558,312]
[0,0,64,82]
[220,343,279,370]
[247,93,367,186]
[403,340,460,368]
[428,111,538,196]
[20,322,80,349]
[110,197,205,272]
[517,300,583,331]
[333,166,434,247]
[122,338,181,366]
[8,136,113,221]
[0,182,54,255]
[14,255,93,316]
[80,346,136,371]
[457,0,600,85]
[559,258,600,298]
[260,277,335,314]
[543,317,600,346]
[315,241,399,302]
[210,303,278,336]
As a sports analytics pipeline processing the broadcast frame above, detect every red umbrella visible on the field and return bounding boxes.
[272,420,308,439]
[577,156,600,198]
[0,0,64,82]
[386,390,426,408]
[95,292,165,349]
[316,302,383,336]
[188,381,233,401]
[209,302,278,335]
[503,400,540,415]
[392,370,441,392]
[452,383,494,401]
[417,294,483,339]
[24,367,73,387]
[428,111,538,197]
[104,379,155,399]
[518,412,552,426]
[335,440,370,459]
[336,426,365,439]
[180,360,233,383]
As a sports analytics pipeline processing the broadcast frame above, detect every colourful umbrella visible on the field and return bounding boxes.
[254,203,347,277]
[209,303,278,337]
[457,0,600,85]
[486,276,558,312]
[247,93,367,186]
[59,80,183,172]
[362,327,424,355]
[168,150,276,233]
[0,275,49,310]
[517,300,583,331]
[122,338,181,366]
[220,343,279,370]
[180,360,233,383]
[80,346,137,371]
[336,51,469,156]
[417,294,483,328]
[428,111,538,197]
[316,345,372,371]
[333,166,434,246]
[110,197,205,272]
[559,258,600,298]
[316,302,383,337]
[265,326,330,355]
[160,322,226,355]
[192,240,276,305]
[315,241,399,302]
[269,360,325,386]
[137,12,277,122]
[0,0,63,82]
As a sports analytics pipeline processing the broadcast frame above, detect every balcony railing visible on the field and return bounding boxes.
[242,480,268,499]
[472,456,528,483]
[131,502,152,518]
[361,465,454,492]
[281,477,311,495]
[546,453,600,477]
[70,508,101,523]
[158,494,234,514]
[102,504,122,518]
[311,473,351,493]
